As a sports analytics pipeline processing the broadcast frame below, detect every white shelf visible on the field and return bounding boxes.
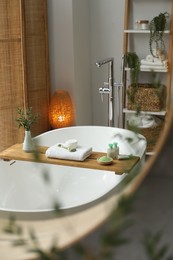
[146,151,155,156]
[140,68,167,72]
[124,29,170,34]
[123,108,166,116]
[125,67,167,73]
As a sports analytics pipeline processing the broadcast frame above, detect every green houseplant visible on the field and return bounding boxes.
[125,52,140,87]
[149,12,169,57]
[125,52,140,110]
[16,107,38,152]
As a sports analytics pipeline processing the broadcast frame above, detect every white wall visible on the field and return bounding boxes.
[89,0,125,127]
[72,0,92,125]
[47,0,74,93]
[47,0,92,126]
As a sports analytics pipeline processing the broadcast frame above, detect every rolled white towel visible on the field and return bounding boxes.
[129,115,157,129]
[140,115,156,128]
[46,143,92,161]
[146,54,154,62]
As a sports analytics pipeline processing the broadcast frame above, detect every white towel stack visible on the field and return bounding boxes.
[45,143,92,161]
[140,54,168,72]
[128,115,157,129]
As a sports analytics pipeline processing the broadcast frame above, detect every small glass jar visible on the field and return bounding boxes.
[135,20,149,30]
[107,144,115,159]
[107,143,119,159]
[112,142,119,159]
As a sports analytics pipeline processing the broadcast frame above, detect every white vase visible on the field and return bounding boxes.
[23,130,35,152]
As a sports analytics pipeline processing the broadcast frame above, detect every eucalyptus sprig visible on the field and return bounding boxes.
[16,107,39,131]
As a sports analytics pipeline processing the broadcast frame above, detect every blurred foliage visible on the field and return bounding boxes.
[143,231,173,260]
[2,195,134,259]
[2,193,173,260]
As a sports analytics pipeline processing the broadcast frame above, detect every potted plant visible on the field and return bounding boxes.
[125,52,140,110]
[16,107,38,152]
[149,12,169,58]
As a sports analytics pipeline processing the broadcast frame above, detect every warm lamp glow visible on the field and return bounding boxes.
[49,90,75,128]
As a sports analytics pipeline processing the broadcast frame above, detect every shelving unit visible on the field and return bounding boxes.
[122,0,173,153]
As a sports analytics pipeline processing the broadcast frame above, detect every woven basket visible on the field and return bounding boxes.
[140,119,164,152]
[128,116,164,153]
[127,83,164,112]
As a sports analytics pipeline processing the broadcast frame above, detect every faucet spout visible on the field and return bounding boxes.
[95,57,114,68]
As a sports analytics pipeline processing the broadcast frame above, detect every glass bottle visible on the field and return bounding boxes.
[107,144,115,159]
[112,142,119,159]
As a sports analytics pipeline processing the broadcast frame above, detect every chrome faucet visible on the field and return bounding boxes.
[96,58,114,127]
[96,56,124,127]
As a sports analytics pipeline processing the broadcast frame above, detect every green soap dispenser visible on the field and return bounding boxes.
[107,144,114,159]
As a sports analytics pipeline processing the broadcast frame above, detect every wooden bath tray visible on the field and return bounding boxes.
[0,143,140,175]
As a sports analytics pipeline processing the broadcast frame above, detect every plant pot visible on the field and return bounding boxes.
[23,130,35,153]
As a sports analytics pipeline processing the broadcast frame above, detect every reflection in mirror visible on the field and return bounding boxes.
[0,0,173,259]
[47,0,173,154]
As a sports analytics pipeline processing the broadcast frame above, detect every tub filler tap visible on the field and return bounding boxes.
[96,56,124,127]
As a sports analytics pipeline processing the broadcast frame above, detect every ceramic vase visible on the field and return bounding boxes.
[23,130,35,152]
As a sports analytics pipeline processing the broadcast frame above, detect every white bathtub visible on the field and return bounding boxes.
[0,126,146,215]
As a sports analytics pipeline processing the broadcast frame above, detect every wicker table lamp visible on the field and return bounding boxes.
[49,90,75,129]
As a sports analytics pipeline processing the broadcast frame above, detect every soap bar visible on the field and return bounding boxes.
[65,139,78,150]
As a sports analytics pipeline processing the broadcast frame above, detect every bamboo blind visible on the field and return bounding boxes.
[22,0,50,136]
[0,0,50,152]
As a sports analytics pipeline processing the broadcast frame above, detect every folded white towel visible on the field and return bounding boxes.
[45,144,92,161]
[141,59,168,67]
[140,65,168,72]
